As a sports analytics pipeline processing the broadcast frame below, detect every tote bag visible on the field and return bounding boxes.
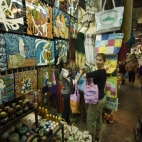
[95,33,124,54]
[70,82,80,114]
[95,0,124,34]
[83,79,99,104]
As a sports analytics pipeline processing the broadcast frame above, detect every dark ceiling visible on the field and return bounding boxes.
[133,0,142,8]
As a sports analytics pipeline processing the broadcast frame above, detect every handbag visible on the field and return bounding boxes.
[70,82,80,114]
[95,33,124,54]
[106,97,118,111]
[95,0,124,34]
[83,79,99,104]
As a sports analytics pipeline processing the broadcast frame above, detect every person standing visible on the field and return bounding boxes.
[77,53,107,142]
[58,61,74,124]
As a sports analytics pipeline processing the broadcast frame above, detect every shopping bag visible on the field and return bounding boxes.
[83,79,99,104]
[106,97,118,111]
[95,33,124,54]
[95,0,124,34]
[70,82,80,114]
[105,76,117,98]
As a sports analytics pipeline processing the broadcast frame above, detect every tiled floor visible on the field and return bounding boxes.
[72,77,142,142]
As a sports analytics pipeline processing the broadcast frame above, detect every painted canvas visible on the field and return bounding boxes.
[67,0,79,18]
[0,74,15,104]
[60,0,67,13]
[55,40,69,65]
[15,70,37,97]
[44,0,55,5]
[54,0,60,8]
[0,0,24,33]
[53,7,70,39]
[38,67,56,89]
[3,33,36,68]
[0,35,7,71]
[26,0,53,38]
[35,39,55,66]
[70,17,78,39]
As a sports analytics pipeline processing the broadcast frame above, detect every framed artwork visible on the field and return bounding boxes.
[3,33,36,68]
[0,74,15,104]
[67,0,79,18]
[0,0,24,33]
[55,40,69,65]
[35,39,55,66]
[53,7,70,39]
[0,35,7,71]
[15,70,37,97]
[38,67,56,89]
[26,0,53,38]
[70,17,78,39]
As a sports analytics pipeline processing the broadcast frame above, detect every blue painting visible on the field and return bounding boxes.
[55,40,69,65]
[53,7,70,39]
[0,35,7,71]
[3,33,36,68]
[35,39,55,66]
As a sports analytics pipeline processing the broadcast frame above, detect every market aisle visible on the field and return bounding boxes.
[73,77,142,142]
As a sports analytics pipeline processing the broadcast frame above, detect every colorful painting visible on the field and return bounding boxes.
[26,0,53,38]
[44,0,55,5]
[3,33,36,68]
[15,70,37,97]
[55,40,69,65]
[60,0,67,13]
[0,74,15,104]
[38,67,56,89]
[53,7,70,39]
[0,35,7,71]
[35,39,55,66]
[70,17,78,39]
[0,0,24,33]
[67,0,79,18]
[54,0,60,8]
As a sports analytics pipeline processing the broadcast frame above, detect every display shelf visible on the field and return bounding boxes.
[0,107,38,132]
[47,123,64,142]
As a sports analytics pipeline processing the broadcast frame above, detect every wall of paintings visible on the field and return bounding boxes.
[0,0,79,104]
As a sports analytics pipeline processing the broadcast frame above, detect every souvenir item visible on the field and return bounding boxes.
[106,97,118,111]
[70,18,78,39]
[83,79,99,104]
[0,111,9,124]
[3,33,36,68]
[70,82,80,114]
[26,0,53,38]
[38,67,53,89]
[8,133,20,142]
[67,0,79,19]
[95,33,124,54]
[55,40,69,65]
[0,35,7,71]
[53,7,70,39]
[0,0,24,33]
[0,74,15,104]
[35,39,55,66]
[105,76,118,98]
[95,0,124,33]
[15,70,37,97]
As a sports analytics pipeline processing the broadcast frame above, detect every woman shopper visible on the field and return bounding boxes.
[58,61,74,124]
[77,53,107,142]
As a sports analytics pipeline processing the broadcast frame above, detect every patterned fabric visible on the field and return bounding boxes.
[15,70,37,97]
[69,38,75,61]
[70,17,78,39]
[60,0,67,13]
[35,39,55,66]
[26,0,53,38]
[3,33,36,68]
[0,74,15,104]
[84,33,95,66]
[0,35,7,71]
[80,0,98,27]
[53,7,70,39]
[0,0,24,33]
[95,33,124,54]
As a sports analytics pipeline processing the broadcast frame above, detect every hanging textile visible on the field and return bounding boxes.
[0,0,24,33]
[35,39,55,66]
[15,70,37,97]
[0,74,15,104]
[0,35,7,71]
[69,38,75,61]
[75,32,86,68]
[3,33,36,68]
